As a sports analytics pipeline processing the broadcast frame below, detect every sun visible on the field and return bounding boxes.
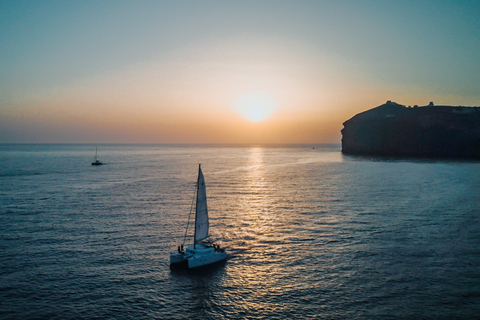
[233,92,278,123]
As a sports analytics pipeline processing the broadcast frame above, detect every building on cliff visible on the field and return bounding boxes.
[341,101,480,159]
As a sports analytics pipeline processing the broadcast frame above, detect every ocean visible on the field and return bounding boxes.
[1,144,479,319]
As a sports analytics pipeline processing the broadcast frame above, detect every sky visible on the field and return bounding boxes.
[1,0,479,144]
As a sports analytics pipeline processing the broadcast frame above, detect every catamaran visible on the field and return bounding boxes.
[170,164,228,268]
[91,147,103,166]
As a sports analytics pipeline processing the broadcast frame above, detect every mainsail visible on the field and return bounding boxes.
[194,165,209,242]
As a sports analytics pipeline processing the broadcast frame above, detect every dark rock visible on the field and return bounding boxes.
[341,101,480,159]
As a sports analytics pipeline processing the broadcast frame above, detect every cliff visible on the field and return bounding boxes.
[341,101,480,159]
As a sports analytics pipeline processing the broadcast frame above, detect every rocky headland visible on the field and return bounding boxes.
[341,101,480,159]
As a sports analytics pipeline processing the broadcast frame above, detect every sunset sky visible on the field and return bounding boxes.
[1,0,479,144]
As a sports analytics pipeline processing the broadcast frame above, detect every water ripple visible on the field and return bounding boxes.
[1,145,479,319]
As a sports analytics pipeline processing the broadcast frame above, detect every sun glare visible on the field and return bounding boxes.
[233,92,278,123]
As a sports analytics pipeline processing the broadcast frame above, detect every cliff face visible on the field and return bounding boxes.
[341,101,480,159]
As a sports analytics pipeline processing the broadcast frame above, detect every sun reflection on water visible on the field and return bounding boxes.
[222,148,294,309]
[237,147,279,243]
[207,146,348,317]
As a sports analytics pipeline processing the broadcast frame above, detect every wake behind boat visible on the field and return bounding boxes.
[170,164,227,269]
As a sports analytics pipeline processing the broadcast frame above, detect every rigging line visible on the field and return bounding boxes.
[182,182,197,246]
[193,164,201,249]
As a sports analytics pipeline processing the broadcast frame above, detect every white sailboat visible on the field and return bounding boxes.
[91,147,103,166]
[170,164,228,268]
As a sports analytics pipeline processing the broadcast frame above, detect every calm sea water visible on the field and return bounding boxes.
[1,144,479,319]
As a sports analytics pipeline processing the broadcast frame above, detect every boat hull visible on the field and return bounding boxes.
[188,251,227,268]
[170,252,187,264]
[170,244,228,269]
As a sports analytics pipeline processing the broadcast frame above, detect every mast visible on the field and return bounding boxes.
[193,164,201,249]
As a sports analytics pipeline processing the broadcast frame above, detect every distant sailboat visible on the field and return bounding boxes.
[170,164,228,268]
[91,147,103,166]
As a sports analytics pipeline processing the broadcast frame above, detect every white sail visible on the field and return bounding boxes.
[195,165,209,242]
